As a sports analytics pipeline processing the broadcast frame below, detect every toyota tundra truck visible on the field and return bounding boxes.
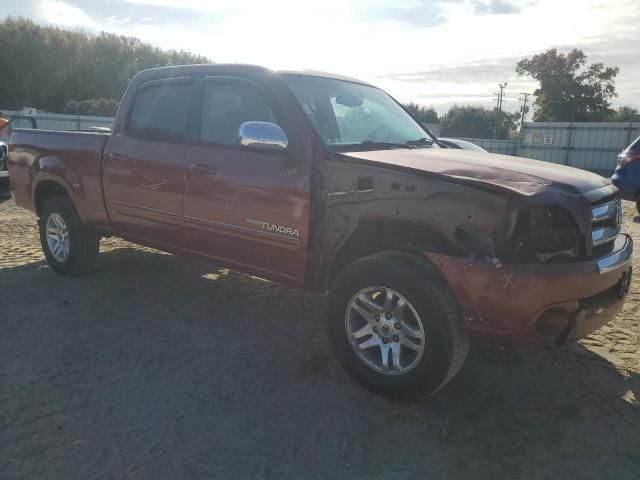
[7,65,634,399]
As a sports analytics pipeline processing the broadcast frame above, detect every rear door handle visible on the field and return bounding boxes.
[135,175,169,190]
[190,164,217,176]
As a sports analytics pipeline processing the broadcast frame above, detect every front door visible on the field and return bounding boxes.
[103,76,192,248]
[183,76,311,285]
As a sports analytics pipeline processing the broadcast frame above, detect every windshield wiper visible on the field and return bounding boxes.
[358,139,415,150]
[405,137,434,147]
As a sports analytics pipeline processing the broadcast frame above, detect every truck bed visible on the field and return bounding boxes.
[8,129,113,231]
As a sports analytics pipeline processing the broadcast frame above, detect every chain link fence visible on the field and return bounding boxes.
[519,122,640,175]
[1,109,113,133]
[3,110,638,176]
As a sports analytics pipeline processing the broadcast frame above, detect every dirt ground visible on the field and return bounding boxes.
[1,196,639,480]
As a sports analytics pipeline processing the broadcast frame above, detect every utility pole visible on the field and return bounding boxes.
[494,82,507,139]
[493,92,500,138]
[518,93,531,129]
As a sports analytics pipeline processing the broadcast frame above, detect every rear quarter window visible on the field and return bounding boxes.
[127,78,191,143]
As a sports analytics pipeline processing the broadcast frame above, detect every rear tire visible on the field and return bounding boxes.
[39,196,99,275]
[327,251,469,400]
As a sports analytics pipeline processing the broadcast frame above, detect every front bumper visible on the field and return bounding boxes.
[425,234,633,346]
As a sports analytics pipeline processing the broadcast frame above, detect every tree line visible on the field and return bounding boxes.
[405,49,639,139]
[1,18,638,135]
[0,17,210,115]
[404,103,521,140]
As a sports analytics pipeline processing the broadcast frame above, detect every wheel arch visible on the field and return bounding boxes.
[324,217,452,289]
[34,180,72,217]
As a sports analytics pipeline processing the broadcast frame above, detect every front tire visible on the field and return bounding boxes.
[328,252,469,400]
[39,196,99,275]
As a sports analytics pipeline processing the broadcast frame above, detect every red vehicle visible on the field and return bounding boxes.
[7,65,633,399]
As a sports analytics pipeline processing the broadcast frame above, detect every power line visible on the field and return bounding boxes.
[493,82,507,140]
[518,92,532,128]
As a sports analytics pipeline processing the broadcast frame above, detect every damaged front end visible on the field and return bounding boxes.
[448,203,585,265]
[426,190,633,346]
[500,203,583,263]
[314,150,633,347]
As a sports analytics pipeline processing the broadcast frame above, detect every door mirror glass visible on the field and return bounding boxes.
[238,121,288,151]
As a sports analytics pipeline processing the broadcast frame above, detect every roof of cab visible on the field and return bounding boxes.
[135,63,372,86]
[276,69,372,86]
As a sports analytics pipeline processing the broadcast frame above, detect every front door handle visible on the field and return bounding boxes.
[108,153,128,163]
[190,164,217,176]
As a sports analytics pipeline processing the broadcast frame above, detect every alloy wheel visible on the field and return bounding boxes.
[345,286,426,375]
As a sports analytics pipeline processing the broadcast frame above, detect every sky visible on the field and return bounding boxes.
[2,0,639,116]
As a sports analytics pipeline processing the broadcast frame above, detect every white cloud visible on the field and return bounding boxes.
[13,0,640,111]
[38,0,96,27]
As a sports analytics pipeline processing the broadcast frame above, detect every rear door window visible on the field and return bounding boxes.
[200,79,277,146]
[128,77,192,143]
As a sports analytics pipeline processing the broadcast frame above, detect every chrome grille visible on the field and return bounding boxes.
[591,197,621,249]
[591,200,619,223]
[592,225,620,246]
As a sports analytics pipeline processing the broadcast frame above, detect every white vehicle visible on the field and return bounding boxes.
[438,137,487,152]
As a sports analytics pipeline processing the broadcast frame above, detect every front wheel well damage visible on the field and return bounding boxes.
[325,201,587,289]
[327,219,450,287]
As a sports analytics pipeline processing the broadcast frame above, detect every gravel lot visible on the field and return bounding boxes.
[1,196,639,479]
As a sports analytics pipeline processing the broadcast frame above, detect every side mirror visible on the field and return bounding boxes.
[239,121,288,151]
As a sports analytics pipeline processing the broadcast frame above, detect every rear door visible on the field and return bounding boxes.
[103,76,193,248]
[182,76,311,285]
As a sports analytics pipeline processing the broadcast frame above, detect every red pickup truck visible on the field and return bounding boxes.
[7,64,633,399]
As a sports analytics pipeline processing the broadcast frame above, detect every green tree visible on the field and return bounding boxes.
[609,106,640,122]
[440,105,518,139]
[402,102,439,123]
[441,106,493,138]
[516,49,619,122]
[62,98,120,116]
[0,17,211,113]
[500,110,522,139]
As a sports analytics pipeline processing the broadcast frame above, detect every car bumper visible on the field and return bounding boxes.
[424,234,633,347]
[611,175,638,201]
[0,170,8,178]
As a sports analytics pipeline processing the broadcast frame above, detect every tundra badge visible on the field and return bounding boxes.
[246,218,300,238]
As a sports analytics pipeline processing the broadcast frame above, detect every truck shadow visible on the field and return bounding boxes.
[2,247,639,478]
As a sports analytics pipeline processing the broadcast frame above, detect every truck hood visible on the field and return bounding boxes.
[342,148,611,197]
